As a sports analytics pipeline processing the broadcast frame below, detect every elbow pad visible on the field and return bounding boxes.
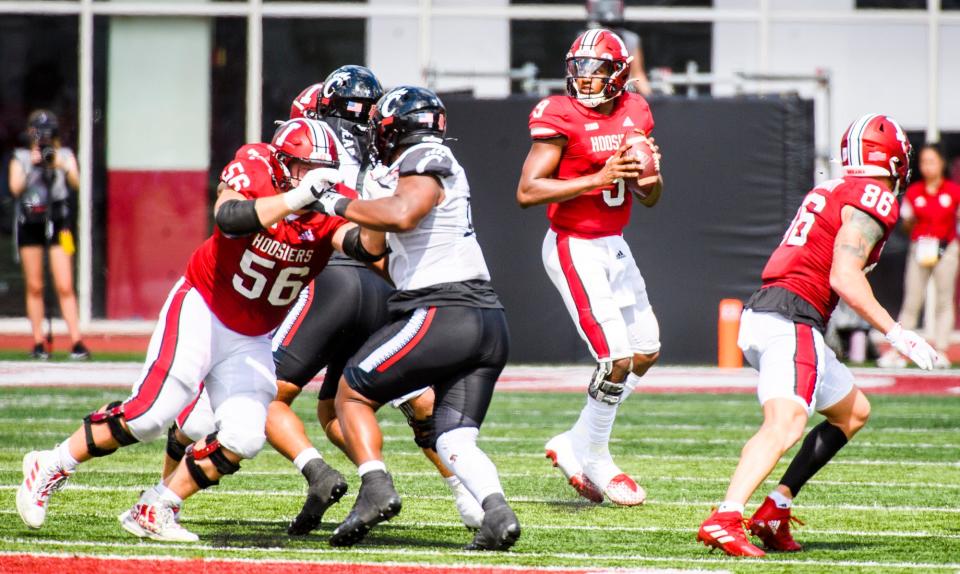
[342,226,388,263]
[216,199,262,236]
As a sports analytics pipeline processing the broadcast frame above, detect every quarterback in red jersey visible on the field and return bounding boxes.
[697,114,939,557]
[15,118,387,542]
[516,29,663,507]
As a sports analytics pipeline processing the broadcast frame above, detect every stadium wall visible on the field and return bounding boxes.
[444,94,815,364]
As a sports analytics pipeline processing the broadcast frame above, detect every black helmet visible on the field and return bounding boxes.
[370,86,446,159]
[317,65,383,124]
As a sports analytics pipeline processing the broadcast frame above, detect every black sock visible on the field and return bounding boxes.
[779,420,848,496]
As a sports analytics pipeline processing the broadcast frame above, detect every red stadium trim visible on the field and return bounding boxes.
[281,283,315,347]
[175,381,205,428]
[123,281,190,421]
[793,323,818,406]
[376,307,437,373]
[556,234,611,359]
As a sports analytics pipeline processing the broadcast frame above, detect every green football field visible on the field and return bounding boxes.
[1,385,958,573]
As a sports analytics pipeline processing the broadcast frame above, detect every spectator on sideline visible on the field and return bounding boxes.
[7,110,89,360]
[586,0,653,96]
[879,144,960,368]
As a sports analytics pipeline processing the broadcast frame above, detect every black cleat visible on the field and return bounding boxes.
[329,469,401,547]
[287,458,348,536]
[30,343,49,361]
[465,494,521,551]
[69,341,91,361]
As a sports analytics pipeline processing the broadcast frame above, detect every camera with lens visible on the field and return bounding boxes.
[36,130,57,168]
[26,110,60,168]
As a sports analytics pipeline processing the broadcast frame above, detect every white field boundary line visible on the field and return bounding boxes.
[2,417,958,436]
[8,429,959,450]
[0,551,726,574]
[1,362,957,390]
[0,537,956,571]
[4,466,955,490]
[3,484,958,513]
[1,447,957,468]
[1,510,958,541]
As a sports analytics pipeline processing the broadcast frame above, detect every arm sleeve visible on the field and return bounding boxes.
[397,145,455,179]
[340,225,388,263]
[215,199,262,236]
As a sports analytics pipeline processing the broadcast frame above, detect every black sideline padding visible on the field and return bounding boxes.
[443,95,815,364]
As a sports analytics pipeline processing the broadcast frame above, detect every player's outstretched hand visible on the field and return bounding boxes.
[311,187,349,217]
[302,167,342,193]
[885,324,938,370]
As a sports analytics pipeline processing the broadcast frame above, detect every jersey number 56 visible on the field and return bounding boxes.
[233,250,308,306]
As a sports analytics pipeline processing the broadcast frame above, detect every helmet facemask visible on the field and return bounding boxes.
[565,56,629,108]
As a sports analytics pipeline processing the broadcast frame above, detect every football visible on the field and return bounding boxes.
[622,135,660,199]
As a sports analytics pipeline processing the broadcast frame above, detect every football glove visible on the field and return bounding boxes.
[311,187,351,217]
[884,323,938,370]
[282,167,342,212]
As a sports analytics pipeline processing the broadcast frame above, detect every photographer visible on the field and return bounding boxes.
[7,110,89,360]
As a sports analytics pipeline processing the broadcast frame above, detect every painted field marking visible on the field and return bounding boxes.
[2,484,958,513]
[0,538,956,571]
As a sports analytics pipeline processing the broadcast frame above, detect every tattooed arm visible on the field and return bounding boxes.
[828,206,896,332]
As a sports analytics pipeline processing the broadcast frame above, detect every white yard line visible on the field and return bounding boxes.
[2,484,958,513]
[0,538,955,571]
[1,510,957,540]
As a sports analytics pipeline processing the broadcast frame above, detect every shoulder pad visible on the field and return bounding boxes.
[397,144,456,178]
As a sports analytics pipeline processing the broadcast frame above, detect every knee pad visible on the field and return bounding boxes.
[184,432,242,489]
[398,402,436,450]
[587,361,628,405]
[165,425,188,462]
[82,401,140,457]
[216,427,267,460]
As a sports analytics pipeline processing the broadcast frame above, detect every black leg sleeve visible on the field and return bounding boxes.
[779,420,849,496]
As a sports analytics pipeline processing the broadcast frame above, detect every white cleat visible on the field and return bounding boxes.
[583,453,646,507]
[16,450,71,529]
[120,502,198,542]
[544,432,603,503]
[446,476,484,530]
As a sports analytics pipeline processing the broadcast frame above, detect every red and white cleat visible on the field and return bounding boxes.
[749,496,803,552]
[600,473,646,506]
[545,432,603,503]
[120,501,198,542]
[697,509,766,557]
[16,450,71,529]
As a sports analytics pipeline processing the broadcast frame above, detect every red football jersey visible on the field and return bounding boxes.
[761,176,900,321]
[528,92,655,238]
[184,143,348,336]
[903,180,960,243]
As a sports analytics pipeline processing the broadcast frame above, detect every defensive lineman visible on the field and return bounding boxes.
[311,86,520,550]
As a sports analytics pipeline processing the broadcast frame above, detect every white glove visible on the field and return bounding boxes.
[312,187,350,217]
[885,323,938,370]
[282,167,342,211]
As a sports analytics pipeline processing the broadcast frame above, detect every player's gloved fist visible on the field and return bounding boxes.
[311,187,351,217]
[301,167,342,193]
[885,323,938,370]
[282,168,344,212]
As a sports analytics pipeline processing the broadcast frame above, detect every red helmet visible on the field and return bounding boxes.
[270,119,339,188]
[840,113,912,193]
[565,28,633,108]
[289,83,324,120]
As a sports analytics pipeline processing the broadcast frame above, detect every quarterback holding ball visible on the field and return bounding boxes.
[516,28,663,507]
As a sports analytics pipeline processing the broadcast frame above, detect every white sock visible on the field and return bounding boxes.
[621,372,642,402]
[444,475,463,490]
[292,448,322,472]
[769,490,792,509]
[585,395,619,455]
[56,442,79,472]
[357,460,387,477]
[436,427,504,503]
[718,501,745,515]
[154,483,183,508]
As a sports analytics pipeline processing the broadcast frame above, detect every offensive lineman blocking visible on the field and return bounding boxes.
[16,119,387,542]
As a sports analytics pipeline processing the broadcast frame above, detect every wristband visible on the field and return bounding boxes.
[283,185,316,211]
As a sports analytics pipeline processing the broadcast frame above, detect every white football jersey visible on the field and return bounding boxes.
[363,142,491,291]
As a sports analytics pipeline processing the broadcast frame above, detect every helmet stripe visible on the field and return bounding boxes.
[849,113,879,167]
